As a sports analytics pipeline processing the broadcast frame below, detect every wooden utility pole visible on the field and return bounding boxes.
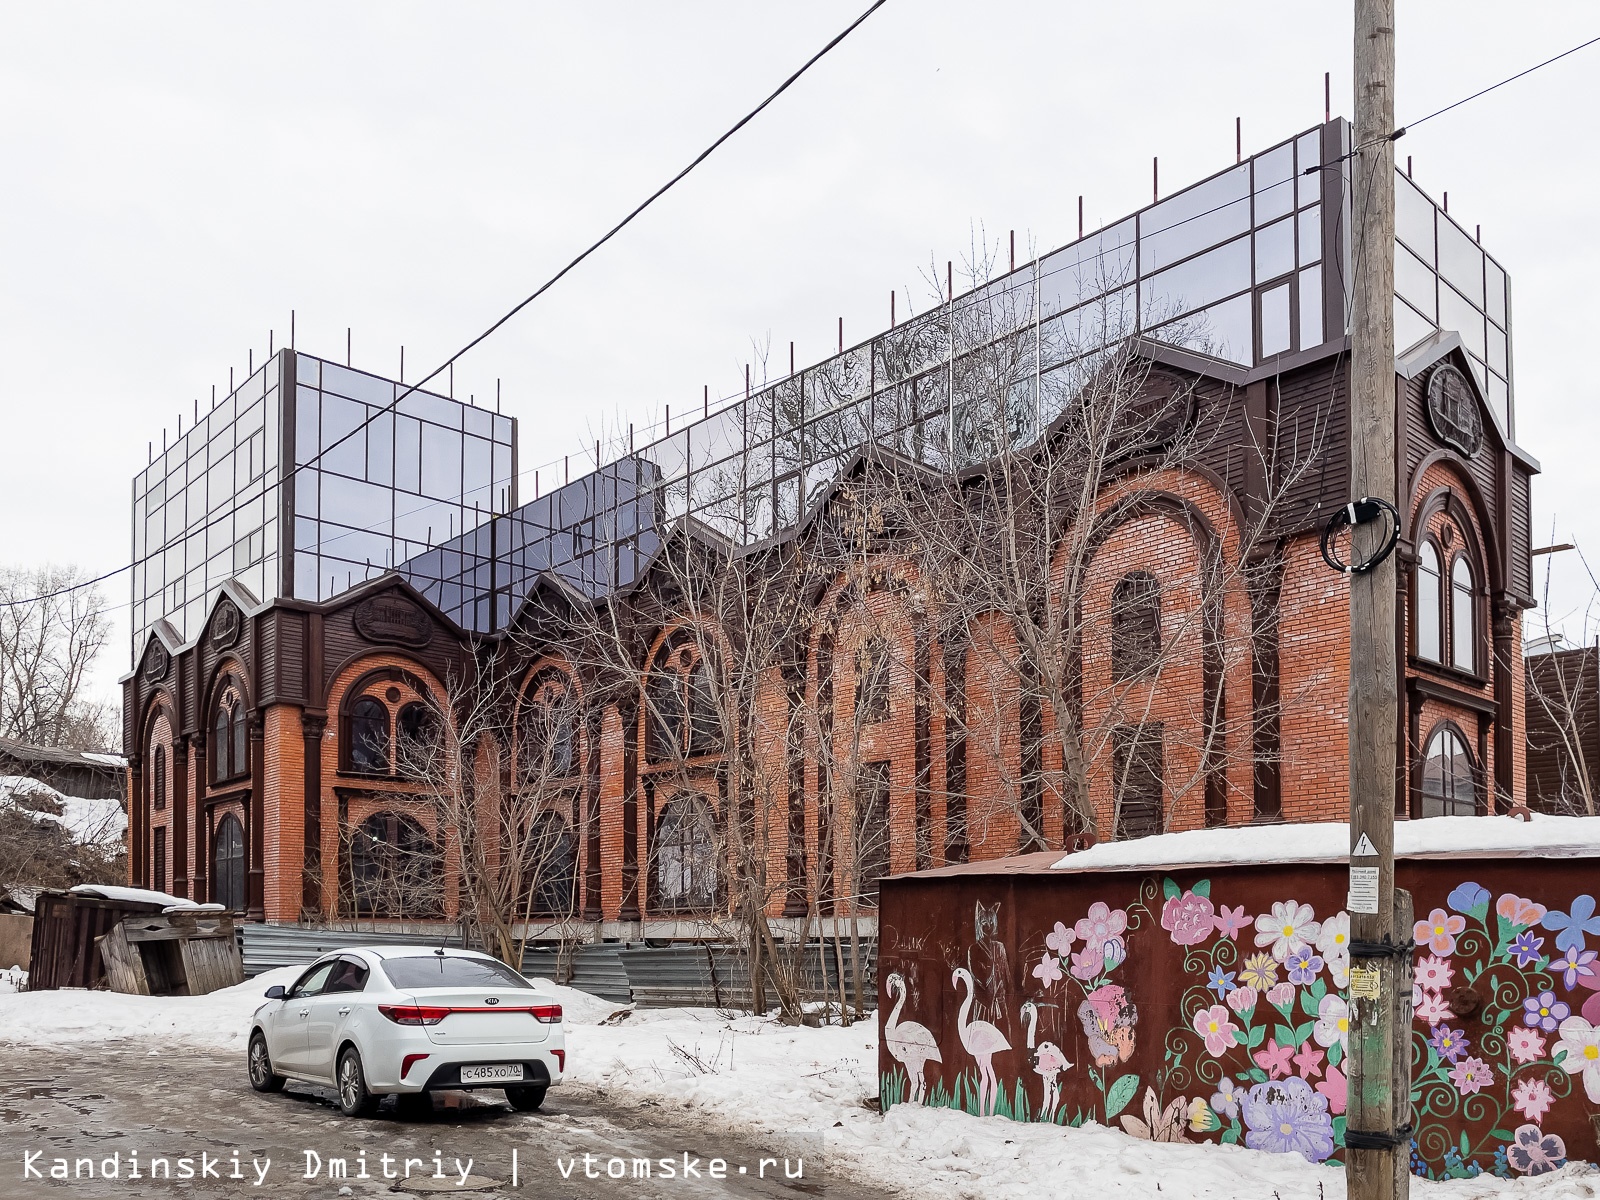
[1346,2,1411,1199]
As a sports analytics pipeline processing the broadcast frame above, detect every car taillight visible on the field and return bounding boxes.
[379,1004,451,1026]
[552,1049,565,1073]
[530,1004,562,1024]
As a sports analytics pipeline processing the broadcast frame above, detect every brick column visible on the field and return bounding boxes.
[171,733,190,898]
[301,713,325,917]
[126,755,144,887]
[247,714,266,919]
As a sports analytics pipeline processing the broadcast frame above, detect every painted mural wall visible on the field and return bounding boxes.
[878,858,1600,1181]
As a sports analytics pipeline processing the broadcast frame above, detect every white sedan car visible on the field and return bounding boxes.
[247,946,564,1117]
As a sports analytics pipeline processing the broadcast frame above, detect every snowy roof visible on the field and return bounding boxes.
[1048,815,1600,873]
[0,737,124,771]
[0,776,126,846]
[68,884,198,909]
[887,815,1600,881]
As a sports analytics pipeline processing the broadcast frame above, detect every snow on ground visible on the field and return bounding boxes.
[0,977,1593,1199]
[0,966,302,1051]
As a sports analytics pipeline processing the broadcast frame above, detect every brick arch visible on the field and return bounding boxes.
[638,620,729,766]
[1410,455,1500,596]
[807,560,933,903]
[1063,467,1254,839]
[317,653,456,922]
[513,655,586,783]
[137,692,178,892]
[203,653,253,721]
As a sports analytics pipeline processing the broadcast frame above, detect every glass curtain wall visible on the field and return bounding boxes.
[397,119,1516,628]
[136,120,1515,647]
[1393,172,1514,434]
[131,356,284,646]
[289,354,515,603]
[133,351,516,651]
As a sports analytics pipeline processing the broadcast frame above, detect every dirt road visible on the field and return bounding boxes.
[0,1046,886,1200]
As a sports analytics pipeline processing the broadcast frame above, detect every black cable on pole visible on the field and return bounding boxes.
[0,0,892,611]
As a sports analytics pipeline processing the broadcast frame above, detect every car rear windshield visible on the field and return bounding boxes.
[380,955,534,991]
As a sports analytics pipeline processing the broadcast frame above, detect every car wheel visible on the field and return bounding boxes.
[247,1032,285,1093]
[336,1047,380,1118]
[505,1085,547,1112]
[394,1092,433,1119]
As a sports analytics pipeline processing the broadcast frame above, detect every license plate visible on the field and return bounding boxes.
[460,1063,524,1084]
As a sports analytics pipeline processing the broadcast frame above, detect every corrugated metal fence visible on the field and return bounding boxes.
[237,924,874,1010]
[238,924,472,978]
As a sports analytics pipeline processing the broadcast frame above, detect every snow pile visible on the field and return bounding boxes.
[523,977,628,1025]
[0,966,301,1049]
[0,966,26,993]
[1051,814,1600,872]
[0,775,126,846]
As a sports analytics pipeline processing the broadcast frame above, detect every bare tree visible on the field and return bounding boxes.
[0,778,125,889]
[0,565,113,749]
[851,242,1330,846]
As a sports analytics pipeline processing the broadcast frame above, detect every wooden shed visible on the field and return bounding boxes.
[97,908,243,996]
[29,888,172,989]
[28,884,237,992]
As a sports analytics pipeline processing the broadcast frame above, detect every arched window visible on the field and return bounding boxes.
[524,812,577,916]
[1451,556,1476,672]
[855,637,891,725]
[644,639,720,760]
[654,794,719,911]
[1421,726,1477,817]
[231,703,247,777]
[1113,722,1164,839]
[348,697,391,773]
[1111,572,1162,680]
[395,702,439,776]
[687,659,720,752]
[349,812,441,916]
[519,680,578,782]
[645,668,684,760]
[152,745,167,810]
[853,760,892,905]
[212,688,249,782]
[1415,542,1443,662]
[213,813,245,911]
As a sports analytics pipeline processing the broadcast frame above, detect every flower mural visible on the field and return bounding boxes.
[1553,1016,1600,1103]
[879,874,1600,1181]
[1504,1125,1566,1176]
[1241,1077,1336,1163]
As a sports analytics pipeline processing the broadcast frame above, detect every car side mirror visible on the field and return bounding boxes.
[264,985,286,999]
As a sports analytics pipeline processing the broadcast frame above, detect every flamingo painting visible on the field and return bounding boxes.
[883,972,942,1104]
[1021,1000,1072,1122]
[952,966,1011,1115]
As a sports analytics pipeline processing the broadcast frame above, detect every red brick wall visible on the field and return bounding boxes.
[152,460,1528,925]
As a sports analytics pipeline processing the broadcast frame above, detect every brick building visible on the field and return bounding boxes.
[121,120,1537,935]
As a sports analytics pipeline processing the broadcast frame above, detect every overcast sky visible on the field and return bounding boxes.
[2,1,1596,705]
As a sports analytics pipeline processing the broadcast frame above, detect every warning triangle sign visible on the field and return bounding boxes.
[1352,833,1379,857]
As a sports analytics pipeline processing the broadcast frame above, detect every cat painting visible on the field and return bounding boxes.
[968,899,1011,1030]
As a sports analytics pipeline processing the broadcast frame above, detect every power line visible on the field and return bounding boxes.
[1396,33,1600,136]
[11,17,1584,617]
[1,0,891,611]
